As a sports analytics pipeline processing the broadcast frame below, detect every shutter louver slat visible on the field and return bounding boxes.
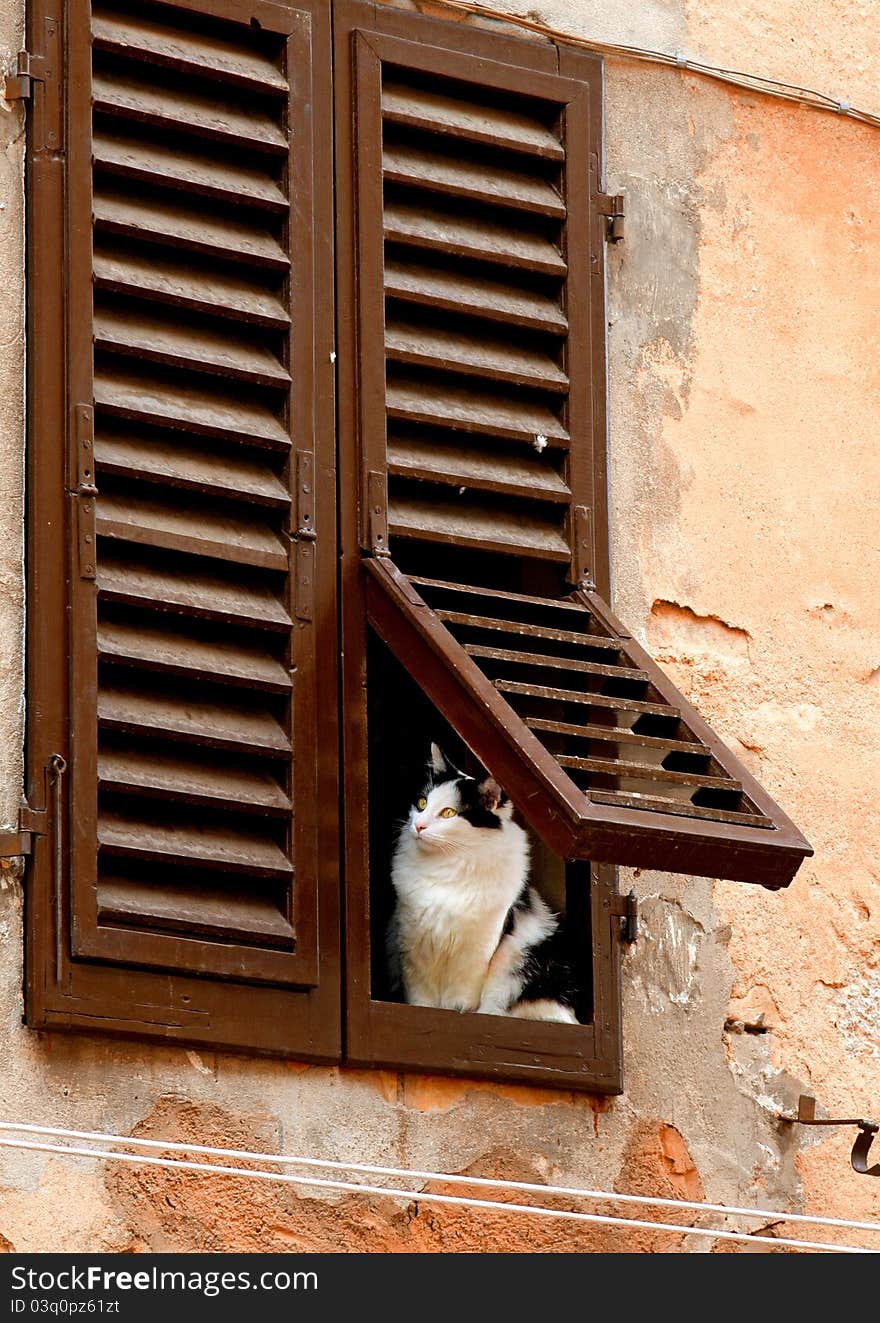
[97,880,295,948]
[384,256,567,333]
[94,306,291,386]
[92,68,289,152]
[98,553,292,629]
[94,190,290,269]
[97,618,292,693]
[94,249,289,327]
[93,128,289,212]
[91,11,289,93]
[94,431,292,506]
[96,491,290,571]
[95,367,290,448]
[98,686,290,756]
[99,747,292,815]
[383,142,566,216]
[382,79,565,158]
[384,199,567,274]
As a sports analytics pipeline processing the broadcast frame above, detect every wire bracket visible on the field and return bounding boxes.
[780,1094,880,1178]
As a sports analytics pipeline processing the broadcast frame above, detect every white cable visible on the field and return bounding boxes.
[0,1135,873,1254]
[1,1120,877,1238]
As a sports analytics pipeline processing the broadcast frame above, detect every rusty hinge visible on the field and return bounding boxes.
[596,192,625,243]
[368,470,390,557]
[610,889,638,943]
[72,405,98,580]
[4,49,45,101]
[0,754,67,859]
[291,450,317,622]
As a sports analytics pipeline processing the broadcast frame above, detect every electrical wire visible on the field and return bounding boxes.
[2,1120,878,1238]
[427,0,880,131]
[0,1128,876,1254]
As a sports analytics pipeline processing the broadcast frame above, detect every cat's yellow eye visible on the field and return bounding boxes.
[416,797,427,810]
[439,807,458,819]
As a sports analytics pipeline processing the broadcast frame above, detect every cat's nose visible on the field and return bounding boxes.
[414,822,425,833]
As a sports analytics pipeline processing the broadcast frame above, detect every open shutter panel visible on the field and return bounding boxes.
[25,0,340,1055]
[342,5,812,890]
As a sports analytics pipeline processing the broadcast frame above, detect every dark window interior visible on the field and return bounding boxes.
[366,628,594,1025]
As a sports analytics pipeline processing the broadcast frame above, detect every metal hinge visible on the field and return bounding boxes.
[4,49,45,101]
[368,470,390,557]
[596,192,625,243]
[291,451,317,622]
[610,889,638,943]
[0,754,67,859]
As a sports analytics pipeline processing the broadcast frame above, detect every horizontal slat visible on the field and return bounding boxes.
[94,248,289,328]
[466,643,647,681]
[97,878,295,948]
[409,575,593,616]
[388,436,569,503]
[390,497,569,561]
[99,686,290,757]
[95,431,290,508]
[94,306,289,388]
[99,748,291,815]
[99,556,291,631]
[383,144,563,218]
[385,199,566,275]
[525,716,709,755]
[92,12,288,94]
[96,492,289,572]
[98,813,292,877]
[494,678,680,718]
[385,319,567,392]
[387,376,568,445]
[385,256,567,334]
[93,68,288,152]
[437,611,620,650]
[382,82,563,159]
[95,366,290,451]
[559,754,740,792]
[98,618,291,693]
[588,789,773,829]
[93,188,289,270]
[384,143,565,217]
[93,129,288,212]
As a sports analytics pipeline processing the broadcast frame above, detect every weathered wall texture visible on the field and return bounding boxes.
[1,0,878,1252]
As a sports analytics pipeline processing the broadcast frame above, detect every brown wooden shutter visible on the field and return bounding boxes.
[337,0,811,894]
[25,0,340,1055]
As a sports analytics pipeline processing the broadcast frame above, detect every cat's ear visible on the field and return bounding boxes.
[477,776,507,813]
[429,743,449,777]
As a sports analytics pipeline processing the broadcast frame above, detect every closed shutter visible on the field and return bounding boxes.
[337,1,811,894]
[25,0,340,1055]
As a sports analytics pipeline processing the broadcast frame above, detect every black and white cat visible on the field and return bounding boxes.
[386,744,580,1024]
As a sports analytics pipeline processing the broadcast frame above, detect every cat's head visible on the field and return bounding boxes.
[406,743,514,849]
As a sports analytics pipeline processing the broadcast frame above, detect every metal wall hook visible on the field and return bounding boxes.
[780,1095,880,1178]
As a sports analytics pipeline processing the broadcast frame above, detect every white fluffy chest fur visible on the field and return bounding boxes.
[390,813,529,1013]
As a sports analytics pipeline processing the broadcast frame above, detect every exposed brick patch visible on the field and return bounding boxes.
[0,1231,15,1252]
[107,1099,627,1252]
[612,1121,705,1252]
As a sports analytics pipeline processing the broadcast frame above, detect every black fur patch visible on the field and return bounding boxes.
[425,758,509,831]
[501,883,531,938]
[515,892,579,1012]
